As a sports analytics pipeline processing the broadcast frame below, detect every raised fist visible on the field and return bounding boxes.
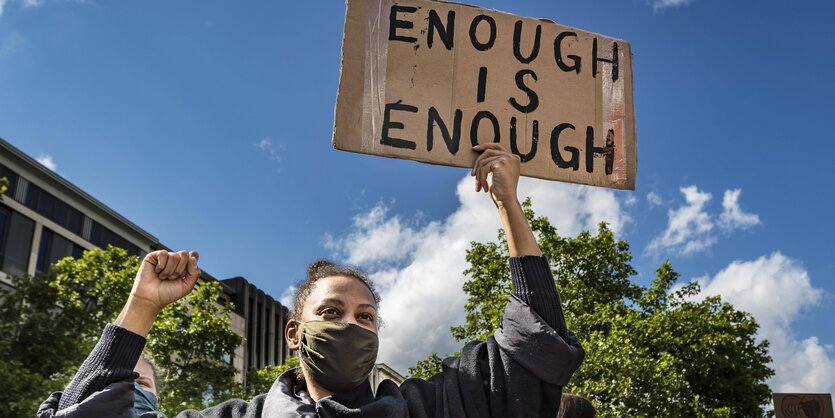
[131,250,201,311]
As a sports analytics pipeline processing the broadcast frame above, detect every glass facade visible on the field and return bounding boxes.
[36,227,85,273]
[0,163,19,199]
[1,161,141,275]
[0,206,35,277]
[23,182,85,236]
[89,220,141,256]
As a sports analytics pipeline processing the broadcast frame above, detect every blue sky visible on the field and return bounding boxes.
[2,0,834,393]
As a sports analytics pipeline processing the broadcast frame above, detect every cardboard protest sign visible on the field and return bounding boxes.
[774,394,834,418]
[333,0,637,189]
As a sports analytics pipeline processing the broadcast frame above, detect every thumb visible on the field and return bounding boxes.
[184,256,201,288]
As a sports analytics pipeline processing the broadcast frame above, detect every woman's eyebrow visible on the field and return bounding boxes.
[358,303,377,311]
[319,298,345,307]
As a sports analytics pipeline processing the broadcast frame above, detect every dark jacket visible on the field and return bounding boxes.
[38,256,584,417]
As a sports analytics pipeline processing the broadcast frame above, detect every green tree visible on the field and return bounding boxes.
[0,246,243,415]
[413,200,773,417]
[0,272,84,415]
[407,352,444,379]
[0,176,8,196]
[233,355,299,400]
[146,280,243,413]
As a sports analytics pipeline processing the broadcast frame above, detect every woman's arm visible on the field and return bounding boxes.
[471,143,540,257]
[471,143,567,338]
[54,250,201,411]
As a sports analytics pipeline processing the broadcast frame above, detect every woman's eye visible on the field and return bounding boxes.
[321,307,340,317]
[359,313,374,322]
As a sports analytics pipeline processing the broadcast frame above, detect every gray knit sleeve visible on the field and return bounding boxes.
[509,255,568,339]
[56,324,146,411]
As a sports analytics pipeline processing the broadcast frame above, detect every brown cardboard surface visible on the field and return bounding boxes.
[774,393,834,418]
[333,0,637,189]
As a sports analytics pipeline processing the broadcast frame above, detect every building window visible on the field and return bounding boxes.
[22,182,84,236]
[0,206,35,277]
[256,301,263,369]
[0,163,19,199]
[36,227,85,273]
[246,297,254,369]
[88,221,141,256]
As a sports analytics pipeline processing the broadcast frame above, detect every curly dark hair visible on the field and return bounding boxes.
[290,259,381,325]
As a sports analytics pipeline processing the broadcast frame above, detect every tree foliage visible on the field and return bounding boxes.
[407,352,444,379]
[413,200,774,417]
[234,355,299,400]
[146,280,243,413]
[0,246,243,415]
[0,273,83,415]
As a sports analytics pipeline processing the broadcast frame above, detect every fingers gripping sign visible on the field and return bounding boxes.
[471,143,522,206]
[134,250,201,311]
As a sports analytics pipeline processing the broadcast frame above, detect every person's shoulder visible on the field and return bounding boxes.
[176,394,268,418]
[397,372,445,393]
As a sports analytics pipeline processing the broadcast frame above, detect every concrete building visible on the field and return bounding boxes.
[222,276,291,371]
[370,363,406,392]
[0,137,289,381]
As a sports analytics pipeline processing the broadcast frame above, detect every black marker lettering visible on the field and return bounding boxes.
[470,111,500,147]
[428,10,455,50]
[477,67,488,103]
[469,15,497,51]
[389,5,417,43]
[513,20,542,64]
[585,126,614,174]
[381,101,418,150]
[509,117,539,162]
[554,31,581,74]
[427,107,463,154]
[592,38,619,81]
[550,123,580,170]
[509,69,539,114]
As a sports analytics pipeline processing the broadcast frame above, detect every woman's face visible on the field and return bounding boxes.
[286,275,379,350]
[134,357,158,398]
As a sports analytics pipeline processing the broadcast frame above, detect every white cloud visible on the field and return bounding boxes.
[647,185,759,256]
[648,0,693,11]
[36,154,57,171]
[647,191,663,208]
[256,138,283,165]
[647,186,715,256]
[324,204,432,269]
[1,0,87,17]
[693,253,834,394]
[719,189,760,230]
[316,175,628,373]
[279,285,297,310]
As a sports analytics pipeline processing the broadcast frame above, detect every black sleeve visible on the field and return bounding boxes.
[509,255,568,339]
[56,324,146,411]
[38,382,141,418]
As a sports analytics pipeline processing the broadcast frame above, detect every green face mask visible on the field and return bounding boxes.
[299,320,379,393]
[133,382,158,417]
